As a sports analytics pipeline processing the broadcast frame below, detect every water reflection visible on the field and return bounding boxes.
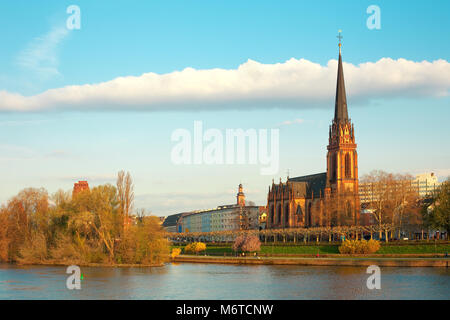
[0,263,448,300]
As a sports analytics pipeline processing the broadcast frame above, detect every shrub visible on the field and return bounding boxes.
[366,239,381,253]
[233,234,261,253]
[338,239,380,254]
[171,248,181,258]
[184,242,206,254]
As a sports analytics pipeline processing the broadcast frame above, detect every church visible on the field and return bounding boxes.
[267,38,360,229]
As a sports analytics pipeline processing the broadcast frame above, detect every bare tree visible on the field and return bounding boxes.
[117,171,135,231]
[362,170,420,241]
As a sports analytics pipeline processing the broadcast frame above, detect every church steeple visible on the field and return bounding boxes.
[334,31,348,123]
[325,30,360,225]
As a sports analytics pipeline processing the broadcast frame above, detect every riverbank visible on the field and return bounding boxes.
[173,255,450,267]
[12,261,165,268]
[172,242,450,255]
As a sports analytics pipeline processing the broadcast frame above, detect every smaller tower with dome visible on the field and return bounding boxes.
[236,183,246,207]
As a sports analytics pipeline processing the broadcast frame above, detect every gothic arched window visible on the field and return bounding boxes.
[307,203,312,227]
[270,205,275,224]
[296,205,303,223]
[277,204,282,224]
[345,153,351,178]
[331,154,337,182]
[284,203,289,226]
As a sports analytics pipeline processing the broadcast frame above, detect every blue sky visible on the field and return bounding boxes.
[0,0,449,215]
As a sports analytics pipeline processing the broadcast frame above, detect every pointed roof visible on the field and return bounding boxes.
[334,48,349,123]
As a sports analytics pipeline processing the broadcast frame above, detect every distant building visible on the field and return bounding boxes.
[73,181,89,197]
[178,184,261,233]
[414,172,440,198]
[162,213,183,233]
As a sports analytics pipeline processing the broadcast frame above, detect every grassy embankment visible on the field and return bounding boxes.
[172,242,450,255]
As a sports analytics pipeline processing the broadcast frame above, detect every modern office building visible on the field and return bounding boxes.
[414,172,441,198]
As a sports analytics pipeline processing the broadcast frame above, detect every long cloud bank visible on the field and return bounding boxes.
[1,57,449,112]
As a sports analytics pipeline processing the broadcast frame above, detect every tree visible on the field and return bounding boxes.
[361,170,420,240]
[117,171,135,231]
[423,179,450,239]
[0,178,169,265]
[0,208,10,261]
[232,234,261,253]
[0,188,49,262]
[392,176,421,239]
[68,184,120,261]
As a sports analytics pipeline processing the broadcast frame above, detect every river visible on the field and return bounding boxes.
[0,263,448,299]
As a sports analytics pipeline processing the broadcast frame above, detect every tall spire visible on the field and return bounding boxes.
[334,30,348,123]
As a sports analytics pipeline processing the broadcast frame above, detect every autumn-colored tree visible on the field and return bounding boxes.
[69,184,120,262]
[0,171,169,265]
[116,170,134,232]
[2,188,49,262]
[0,208,10,261]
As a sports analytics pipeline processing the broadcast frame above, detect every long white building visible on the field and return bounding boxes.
[178,184,261,233]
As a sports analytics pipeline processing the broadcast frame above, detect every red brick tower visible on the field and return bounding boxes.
[73,181,90,197]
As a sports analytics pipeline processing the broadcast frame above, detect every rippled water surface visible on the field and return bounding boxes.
[0,263,449,299]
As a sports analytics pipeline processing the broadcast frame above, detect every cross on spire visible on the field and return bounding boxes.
[337,30,343,53]
[334,29,348,123]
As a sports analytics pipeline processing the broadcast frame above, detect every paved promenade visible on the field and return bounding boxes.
[174,255,450,267]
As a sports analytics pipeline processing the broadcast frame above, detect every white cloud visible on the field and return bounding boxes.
[1,57,449,112]
[16,26,69,80]
[279,118,305,126]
